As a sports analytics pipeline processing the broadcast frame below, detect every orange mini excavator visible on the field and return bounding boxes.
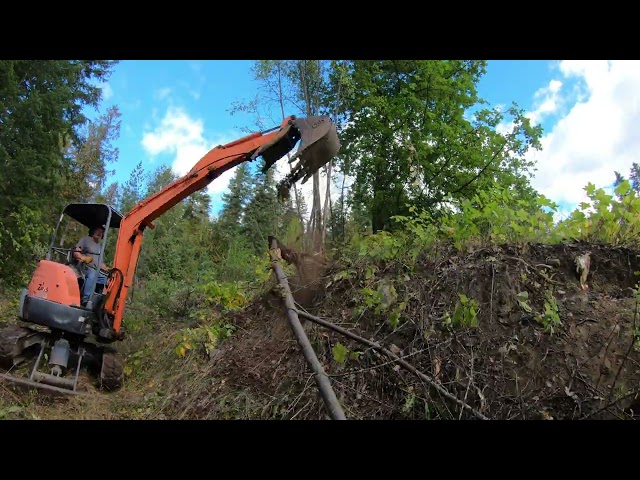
[0,114,340,394]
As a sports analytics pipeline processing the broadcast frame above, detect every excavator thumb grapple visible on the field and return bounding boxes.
[254,115,340,200]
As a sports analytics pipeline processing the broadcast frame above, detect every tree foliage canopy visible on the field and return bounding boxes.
[0,60,117,284]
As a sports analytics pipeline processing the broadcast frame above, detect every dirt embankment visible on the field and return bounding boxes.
[163,241,640,420]
[2,241,639,420]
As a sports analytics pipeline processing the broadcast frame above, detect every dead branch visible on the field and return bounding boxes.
[293,308,489,420]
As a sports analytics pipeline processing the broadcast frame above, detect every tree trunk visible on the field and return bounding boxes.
[276,62,305,234]
[298,60,324,254]
[321,161,332,245]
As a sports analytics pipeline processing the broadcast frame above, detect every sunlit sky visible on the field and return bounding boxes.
[91,60,640,219]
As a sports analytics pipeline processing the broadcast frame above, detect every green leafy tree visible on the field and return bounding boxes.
[335,60,542,233]
[217,163,253,236]
[56,105,123,254]
[62,105,122,204]
[119,162,146,213]
[184,190,211,221]
[230,60,310,237]
[242,160,283,253]
[284,60,331,251]
[630,163,640,192]
[616,163,640,192]
[231,60,337,252]
[0,60,116,285]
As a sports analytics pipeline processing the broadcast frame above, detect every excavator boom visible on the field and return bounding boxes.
[101,115,340,339]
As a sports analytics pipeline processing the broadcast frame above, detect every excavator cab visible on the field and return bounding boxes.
[0,203,125,395]
[42,203,122,310]
[25,203,122,321]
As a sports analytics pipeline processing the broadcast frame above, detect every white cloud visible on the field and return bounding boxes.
[141,106,241,196]
[155,74,205,104]
[154,87,172,100]
[495,79,563,136]
[525,60,640,213]
[528,79,563,125]
[99,82,113,101]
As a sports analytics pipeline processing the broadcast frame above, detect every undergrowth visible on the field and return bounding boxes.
[342,180,640,267]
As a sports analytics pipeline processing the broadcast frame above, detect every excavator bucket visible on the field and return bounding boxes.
[254,115,340,200]
[288,116,341,183]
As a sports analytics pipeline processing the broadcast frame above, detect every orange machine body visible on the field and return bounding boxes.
[27,260,81,306]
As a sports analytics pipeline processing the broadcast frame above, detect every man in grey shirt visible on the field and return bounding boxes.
[73,225,110,304]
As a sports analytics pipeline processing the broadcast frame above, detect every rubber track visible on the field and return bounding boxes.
[0,326,33,366]
[100,352,123,391]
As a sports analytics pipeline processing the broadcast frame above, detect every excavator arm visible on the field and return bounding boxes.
[99,115,340,340]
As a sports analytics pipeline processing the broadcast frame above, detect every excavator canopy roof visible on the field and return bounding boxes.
[63,203,124,229]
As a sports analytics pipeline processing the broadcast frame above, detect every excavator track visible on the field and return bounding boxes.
[0,325,79,396]
[0,325,125,395]
[99,351,123,391]
[0,325,126,396]
[0,325,43,368]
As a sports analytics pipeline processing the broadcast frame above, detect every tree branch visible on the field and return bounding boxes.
[294,309,489,420]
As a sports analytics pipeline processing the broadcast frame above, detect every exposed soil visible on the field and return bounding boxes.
[161,241,640,420]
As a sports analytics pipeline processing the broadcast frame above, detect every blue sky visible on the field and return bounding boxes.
[91,60,640,220]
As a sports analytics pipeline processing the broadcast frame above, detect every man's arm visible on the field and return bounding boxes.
[73,238,93,264]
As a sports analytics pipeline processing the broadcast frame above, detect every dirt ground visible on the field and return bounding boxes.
[2,241,640,420]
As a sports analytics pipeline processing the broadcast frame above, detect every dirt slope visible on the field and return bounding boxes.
[161,242,640,420]
[2,242,640,420]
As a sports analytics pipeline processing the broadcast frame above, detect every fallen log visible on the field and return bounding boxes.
[268,236,347,420]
